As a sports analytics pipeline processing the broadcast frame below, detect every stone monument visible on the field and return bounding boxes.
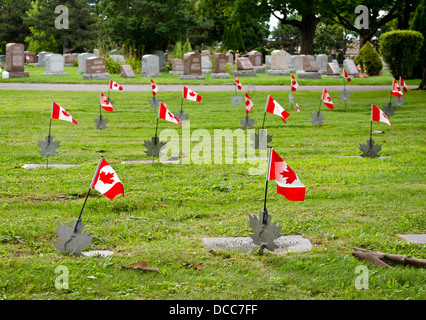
[248,50,265,73]
[78,53,95,74]
[24,51,37,64]
[211,53,229,78]
[267,50,290,76]
[120,64,135,78]
[326,62,341,77]
[83,56,109,80]
[179,52,205,80]
[5,43,29,78]
[296,55,321,79]
[169,58,184,75]
[316,54,328,74]
[141,54,161,77]
[343,58,359,76]
[64,53,78,67]
[234,57,256,76]
[42,54,68,76]
[36,51,53,66]
[201,55,212,74]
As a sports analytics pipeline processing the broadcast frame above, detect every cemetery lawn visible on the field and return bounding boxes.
[0,65,422,86]
[0,88,425,300]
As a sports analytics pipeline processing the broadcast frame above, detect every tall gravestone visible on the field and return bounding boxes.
[225,52,234,65]
[180,52,205,80]
[141,54,161,77]
[6,43,29,78]
[201,55,212,74]
[83,57,109,80]
[37,51,53,67]
[169,58,183,75]
[211,53,229,78]
[42,54,68,76]
[78,53,95,74]
[268,50,290,76]
[316,54,328,74]
[153,50,165,70]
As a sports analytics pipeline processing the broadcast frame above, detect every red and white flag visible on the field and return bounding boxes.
[371,104,391,128]
[26,55,30,62]
[245,93,253,115]
[291,75,298,92]
[91,157,124,200]
[151,79,158,96]
[296,103,301,112]
[399,76,408,93]
[109,80,123,91]
[344,69,352,82]
[100,92,113,112]
[183,86,202,102]
[391,78,403,98]
[51,101,77,125]
[234,74,242,91]
[267,148,305,201]
[321,88,334,109]
[265,95,290,123]
[158,102,181,127]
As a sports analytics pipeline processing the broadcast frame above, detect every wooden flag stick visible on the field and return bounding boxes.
[262,147,273,224]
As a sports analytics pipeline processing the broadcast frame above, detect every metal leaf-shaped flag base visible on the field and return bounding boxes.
[240,115,255,129]
[393,97,405,107]
[359,137,382,158]
[94,114,108,129]
[340,89,351,101]
[250,129,273,150]
[143,136,167,158]
[231,93,243,105]
[38,135,61,157]
[383,102,396,117]
[310,110,325,126]
[149,96,160,108]
[53,219,94,255]
[248,210,282,251]
[175,109,189,123]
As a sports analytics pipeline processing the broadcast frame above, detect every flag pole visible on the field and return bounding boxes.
[46,104,53,169]
[262,147,273,224]
[74,156,103,232]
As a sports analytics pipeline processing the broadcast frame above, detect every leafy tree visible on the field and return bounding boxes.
[0,0,32,46]
[354,41,383,76]
[25,0,99,53]
[269,20,300,54]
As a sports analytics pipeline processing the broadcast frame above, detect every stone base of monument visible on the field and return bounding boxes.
[253,66,266,73]
[141,73,162,78]
[325,75,342,78]
[9,72,30,78]
[202,236,312,255]
[42,72,68,76]
[211,73,230,79]
[83,73,110,80]
[202,69,212,74]
[318,69,326,74]
[169,71,183,75]
[22,164,80,169]
[179,75,206,80]
[234,70,256,76]
[296,70,321,79]
[267,69,290,76]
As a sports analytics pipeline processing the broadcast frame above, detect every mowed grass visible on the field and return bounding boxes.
[0,88,425,300]
[0,64,422,86]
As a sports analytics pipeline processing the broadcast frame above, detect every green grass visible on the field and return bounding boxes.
[0,88,425,300]
[0,64,422,86]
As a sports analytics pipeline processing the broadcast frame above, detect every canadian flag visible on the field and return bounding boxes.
[51,101,77,125]
[296,103,301,112]
[391,78,403,98]
[291,75,298,92]
[151,79,158,96]
[91,157,124,200]
[399,76,408,93]
[234,74,242,91]
[321,88,334,109]
[267,148,305,201]
[245,93,253,115]
[265,95,290,123]
[109,80,123,91]
[100,92,113,112]
[158,102,181,127]
[183,86,202,102]
[344,69,352,82]
[371,104,391,128]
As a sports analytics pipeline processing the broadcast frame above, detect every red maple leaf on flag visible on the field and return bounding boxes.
[62,110,70,117]
[189,91,196,97]
[99,171,115,184]
[280,165,297,184]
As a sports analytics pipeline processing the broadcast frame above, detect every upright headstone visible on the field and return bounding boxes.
[42,54,68,76]
[24,51,37,64]
[248,50,265,73]
[64,53,78,66]
[234,57,256,76]
[201,55,212,74]
[225,52,234,65]
[296,55,321,79]
[180,52,205,80]
[265,55,271,68]
[316,54,328,74]
[78,53,95,74]
[211,53,229,78]
[110,55,126,64]
[6,43,29,78]
[141,54,161,77]
[36,51,53,66]
[83,57,109,80]
[343,58,359,76]
[153,50,165,70]
[120,64,135,78]
[169,58,184,75]
[268,50,290,76]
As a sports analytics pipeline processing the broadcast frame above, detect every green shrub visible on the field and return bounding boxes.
[354,41,383,76]
[125,57,141,73]
[105,57,122,74]
[379,30,424,79]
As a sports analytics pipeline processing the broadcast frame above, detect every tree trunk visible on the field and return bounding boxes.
[299,14,318,55]
[418,66,426,90]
